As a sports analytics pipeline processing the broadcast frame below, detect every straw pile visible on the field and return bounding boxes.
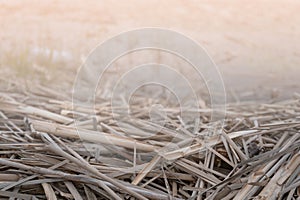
[0,89,299,200]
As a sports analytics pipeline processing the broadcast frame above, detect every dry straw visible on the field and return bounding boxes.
[0,88,299,199]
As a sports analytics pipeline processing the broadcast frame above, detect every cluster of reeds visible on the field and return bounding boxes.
[0,88,299,200]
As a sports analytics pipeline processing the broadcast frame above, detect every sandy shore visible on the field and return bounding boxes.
[0,0,299,101]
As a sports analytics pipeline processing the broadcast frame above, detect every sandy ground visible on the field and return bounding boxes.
[0,0,299,101]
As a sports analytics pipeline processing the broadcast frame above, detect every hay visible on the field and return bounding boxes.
[0,89,299,200]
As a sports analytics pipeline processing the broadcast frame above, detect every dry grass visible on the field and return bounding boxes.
[1,1,299,199]
[0,87,299,199]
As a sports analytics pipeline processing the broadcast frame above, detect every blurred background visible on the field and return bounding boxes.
[0,0,299,102]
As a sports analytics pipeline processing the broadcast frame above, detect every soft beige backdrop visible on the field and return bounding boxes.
[1,0,299,101]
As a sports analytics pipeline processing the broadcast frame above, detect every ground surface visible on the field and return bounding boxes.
[0,0,299,101]
[0,2,299,199]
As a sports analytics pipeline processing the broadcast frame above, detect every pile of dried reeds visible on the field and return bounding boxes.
[0,89,299,200]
